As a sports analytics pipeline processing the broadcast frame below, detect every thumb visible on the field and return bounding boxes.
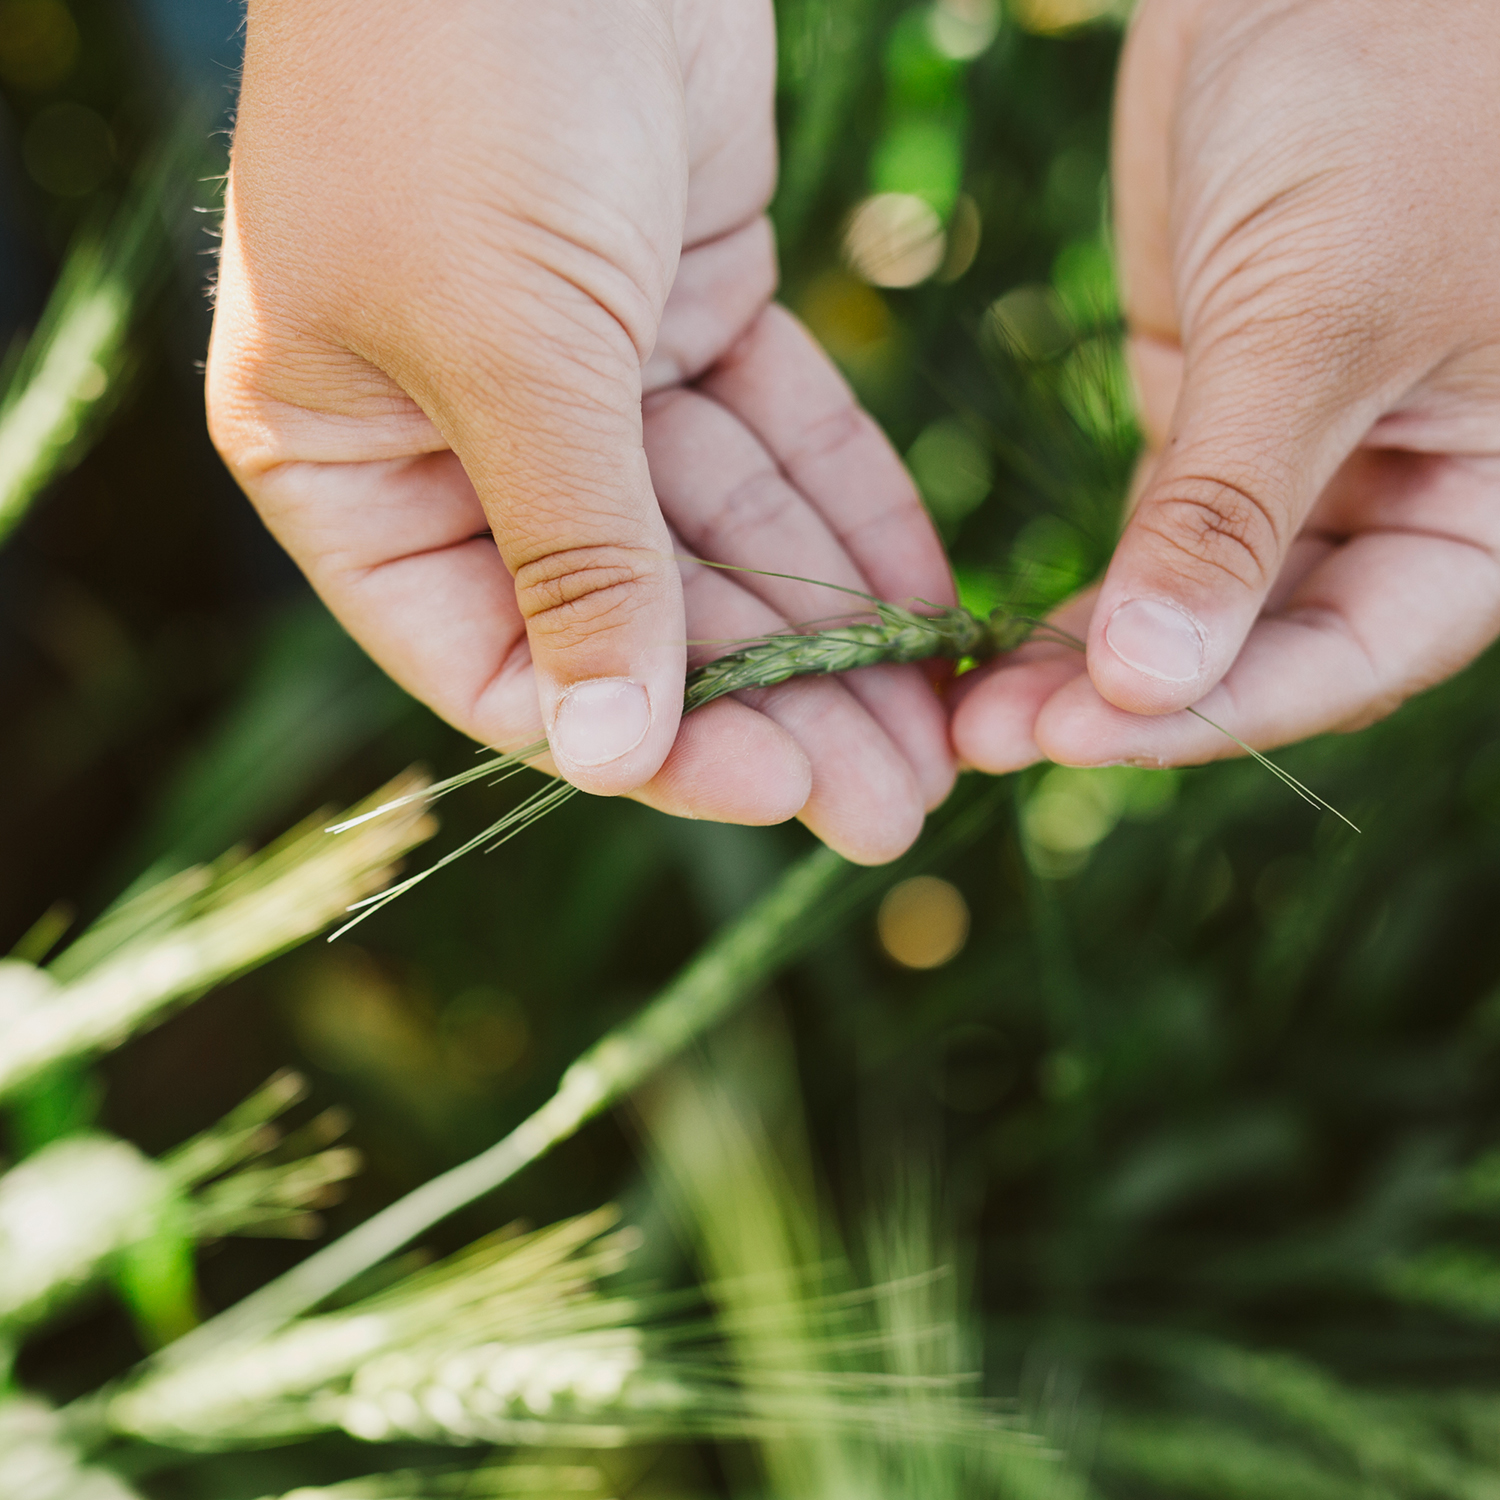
[422,275,684,797]
[1086,323,1386,716]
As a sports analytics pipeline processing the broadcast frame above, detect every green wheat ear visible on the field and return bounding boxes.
[322,563,1356,932]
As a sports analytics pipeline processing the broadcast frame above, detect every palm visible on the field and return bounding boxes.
[952,0,1500,776]
[210,0,955,863]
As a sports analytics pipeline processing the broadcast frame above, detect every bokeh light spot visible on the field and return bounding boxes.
[1022,765,1180,878]
[843,192,946,289]
[927,0,1001,60]
[23,100,113,198]
[985,284,1073,363]
[937,193,983,282]
[798,268,890,358]
[906,417,992,533]
[877,875,971,969]
[1011,0,1122,36]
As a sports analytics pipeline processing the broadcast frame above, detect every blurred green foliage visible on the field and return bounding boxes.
[6,1,1500,1497]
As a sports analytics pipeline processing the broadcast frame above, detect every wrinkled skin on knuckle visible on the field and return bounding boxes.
[512,545,660,651]
[1138,475,1283,592]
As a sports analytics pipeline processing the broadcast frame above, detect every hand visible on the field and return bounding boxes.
[952,0,1500,775]
[208,0,955,864]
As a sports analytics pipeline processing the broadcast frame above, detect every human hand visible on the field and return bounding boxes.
[953,0,1500,775]
[208,0,954,864]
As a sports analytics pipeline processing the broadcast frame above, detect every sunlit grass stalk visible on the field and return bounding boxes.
[256,1466,612,1500]
[153,845,850,1366]
[0,242,132,547]
[0,1134,168,1332]
[165,1070,362,1241]
[0,1398,144,1500]
[103,1209,652,1447]
[0,773,435,1102]
[640,1037,1041,1497]
[103,1197,1019,1458]
[0,124,205,549]
[0,1073,361,1336]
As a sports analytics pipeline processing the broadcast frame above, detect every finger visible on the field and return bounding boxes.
[245,450,541,747]
[948,591,1096,774]
[251,440,816,827]
[1037,528,1500,771]
[645,384,954,808]
[951,651,1087,775]
[698,304,956,609]
[632,695,812,826]
[673,549,926,863]
[947,524,1332,780]
[1102,0,1425,721]
[1111,0,1196,352]
[643,217,777,392]
[1126,333,1184,455]
[1085,301,1402,719]
[744,677,926,862]
[388,267,686,798]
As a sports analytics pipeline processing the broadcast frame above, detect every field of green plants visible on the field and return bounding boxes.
[6,2,1500,1497]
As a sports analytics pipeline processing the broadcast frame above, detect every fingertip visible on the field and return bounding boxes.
[841,663,956,811]
[1087,595,1211,715]
[1031,675,1127,767]
[949,655,1085,775]
[1032,671,1201,769]
[634,698,812,825]
[951,691,1041,776]
[805,784,924,866]
[547,675,676,795]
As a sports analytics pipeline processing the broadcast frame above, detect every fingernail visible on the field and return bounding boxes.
[549,679,652,768]
[1105,599,1205,683]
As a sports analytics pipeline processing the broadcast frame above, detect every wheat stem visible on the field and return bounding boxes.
[152,845,850,1366]
[0,774,435,1102]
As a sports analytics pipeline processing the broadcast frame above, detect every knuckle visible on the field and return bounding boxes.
[703,469,797,553]
[784,403,868,470]
[1140,475,1284,592]
[512,544,655,649]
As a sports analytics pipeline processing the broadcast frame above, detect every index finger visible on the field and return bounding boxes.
[698,304,956,610]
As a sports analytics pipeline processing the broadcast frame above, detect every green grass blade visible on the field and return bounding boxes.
[1187,708,1360,833]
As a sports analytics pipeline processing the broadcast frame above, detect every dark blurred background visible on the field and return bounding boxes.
[7,2,1500,1496]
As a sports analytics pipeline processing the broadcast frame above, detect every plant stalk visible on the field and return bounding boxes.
[153,844,850,1366]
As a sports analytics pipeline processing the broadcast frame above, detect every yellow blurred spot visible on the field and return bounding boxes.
[798,269,890,361]
[877,875,971,970]
[1010,0,1122,36]
[843,192,946,289]
[0,0,78,91]
[1022,765,1179,877]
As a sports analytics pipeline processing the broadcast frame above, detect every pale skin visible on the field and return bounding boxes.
[953,0,1500,774]
[209,0,956,867]
[210,0,1500,857]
